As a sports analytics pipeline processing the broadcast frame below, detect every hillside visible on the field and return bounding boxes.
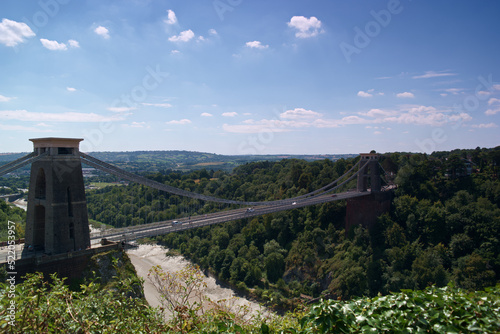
[1,146,500,332]
[0,150,357,174]
[84,147,500,310]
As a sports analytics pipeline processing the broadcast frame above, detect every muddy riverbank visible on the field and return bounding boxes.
[126,243,267,319]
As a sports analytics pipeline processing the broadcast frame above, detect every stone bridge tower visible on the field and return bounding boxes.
[357,152,381,192]
[25,138,90,255]
[346,152,391,233]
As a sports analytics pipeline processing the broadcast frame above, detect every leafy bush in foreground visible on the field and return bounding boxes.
[296,284,500,333]
[1,272,499,333]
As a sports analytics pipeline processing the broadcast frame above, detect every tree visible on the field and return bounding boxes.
[411,246,448,290]
[265,252,285,283]
[148,264,208,317]
[453,253,496,290]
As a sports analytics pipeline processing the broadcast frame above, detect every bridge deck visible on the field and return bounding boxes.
[93,190,371,242]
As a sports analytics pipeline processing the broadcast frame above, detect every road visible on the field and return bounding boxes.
[94,190,371,242]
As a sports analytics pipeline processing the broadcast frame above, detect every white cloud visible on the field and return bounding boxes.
[222,103,473,134]
[0,18,35,47]
[486,98,500,115]
[40,38,67,51]
[68,39,80,48]
[396,92,415,98]
[223,120,292,134]
[0,95,13,102]
[165,10,177,25]
[209,29,218,36]
[141,102,172,108]
[166,119,191,125]
[0,110,126,122]
[123,121,149,129]
[477,91,491,97]
[338,115,368,125]
[287,16,323,38]
[280,108,322,119]
[441,88,463,95]
[107,106,136,112]
[485,107,500,116]
[66,87,76,92]
[379,105,472,126]
[360,108,397,118]
[488,98,500,105]
[222,112,238,117]
[374,131,383,135]
[357,90,373,98]
[94,26,110,39]
[171,50,181,55]
[245,41,268,49]
[412,70,457,79]
[201,112,213,117]
[169,30,194,42]
[471,123,497,128]
[0,123,54,132]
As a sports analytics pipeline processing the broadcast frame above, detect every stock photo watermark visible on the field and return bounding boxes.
[44,63,169,182]
[236,107,287,155]
[415,74,499,153]
[80,64,169,153]
[22,0,71,34]
[5,220,17,327]
[213,0,243,21]
[339,0,409,64]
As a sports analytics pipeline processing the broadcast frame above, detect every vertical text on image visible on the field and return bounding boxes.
[6,220,17,326]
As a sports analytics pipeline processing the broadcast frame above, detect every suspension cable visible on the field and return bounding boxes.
[0,152,48,177]
[80,152,363,206]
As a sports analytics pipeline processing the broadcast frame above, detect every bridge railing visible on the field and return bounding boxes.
[98,190,372,242]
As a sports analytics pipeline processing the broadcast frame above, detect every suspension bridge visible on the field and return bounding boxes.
[0,138,393,257]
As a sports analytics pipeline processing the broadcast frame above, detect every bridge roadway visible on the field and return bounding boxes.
[92,189,371,242]
[0,193,21,199]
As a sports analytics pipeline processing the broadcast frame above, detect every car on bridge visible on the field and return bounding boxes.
[171,220,181,226]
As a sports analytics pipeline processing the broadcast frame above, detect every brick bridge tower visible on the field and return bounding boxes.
[25,138,90,255]
[346,152,391,233]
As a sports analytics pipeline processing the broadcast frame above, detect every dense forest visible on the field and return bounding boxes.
[84,147,500,309]
[1,147,500,332]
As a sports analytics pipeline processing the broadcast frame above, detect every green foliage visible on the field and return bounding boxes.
[0,272,166,333]
[1,266,499,333]
[297,284,500,333]
[85,149,500,308]
[0,200,26,242]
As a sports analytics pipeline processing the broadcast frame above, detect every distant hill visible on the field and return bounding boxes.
[86,150,357,171]
[0,150,357,173]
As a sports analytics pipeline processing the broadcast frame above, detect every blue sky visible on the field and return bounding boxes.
[0,0,499,155]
